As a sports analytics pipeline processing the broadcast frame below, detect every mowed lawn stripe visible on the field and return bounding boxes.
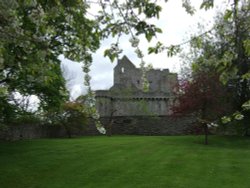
[0,136,250,188]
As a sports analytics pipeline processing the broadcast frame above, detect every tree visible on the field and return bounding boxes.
[45,101,88,138]
[181,0,250,135]
[173,69,232,144]
[215,0,250,135]
[175,1,250,142]
[1,0,233,133]
[0,0,164,129]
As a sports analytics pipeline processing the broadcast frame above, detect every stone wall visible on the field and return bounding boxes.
[0,124,91,141]
[99,116,196,136]
[113,56,177,93]
[95,95,177,117]
[95,56,178,117]
[95,95,176,117]
[0,116,196,140]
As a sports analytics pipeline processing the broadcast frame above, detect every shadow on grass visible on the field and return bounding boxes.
[191,135,250,150]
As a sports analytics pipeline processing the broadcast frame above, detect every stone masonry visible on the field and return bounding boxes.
[95,56,178,117]
[1,56,195,140]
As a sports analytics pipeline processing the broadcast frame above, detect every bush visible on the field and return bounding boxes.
[45,102,88,138]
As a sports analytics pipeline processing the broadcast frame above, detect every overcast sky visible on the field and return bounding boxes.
[61,0,230,100]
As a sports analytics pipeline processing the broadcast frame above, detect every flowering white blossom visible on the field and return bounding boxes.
[92,112,100,120]
[82,62,106,135]
[97,125,106,134]
[234,113,244,120]
[129,37,140,48]
[242,100,250,110]
[211,123,218,127]
[207,122,218,128]
[221,116,231,124]
[92,109,106,134]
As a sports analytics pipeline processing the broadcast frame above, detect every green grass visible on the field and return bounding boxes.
[0,135,250,188]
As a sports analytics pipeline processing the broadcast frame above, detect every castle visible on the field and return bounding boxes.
[95,56,177,117]
[0,56,193,140]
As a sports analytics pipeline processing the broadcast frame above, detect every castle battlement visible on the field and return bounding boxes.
[95,56,177,117]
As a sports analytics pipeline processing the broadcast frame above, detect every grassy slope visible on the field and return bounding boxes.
[0,136,250,188]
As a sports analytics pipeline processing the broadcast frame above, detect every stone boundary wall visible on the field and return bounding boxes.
[100,116,196,136]
[0,116,197,140]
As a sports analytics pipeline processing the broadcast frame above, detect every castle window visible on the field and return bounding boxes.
[121,67,125,73]
[137,80,140,84]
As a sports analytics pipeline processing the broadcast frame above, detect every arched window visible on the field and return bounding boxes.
[121,67,124,73]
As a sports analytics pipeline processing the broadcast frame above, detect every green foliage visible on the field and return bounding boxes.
[243,39,250,56]
[12,113,41,125]
[0,95,18,125]
[183,1,250,135]
[104,44,122,62]
[200,0,214,10]
[2,0,248,134]
[221,116,232,124]
[135,21,162,42]
[45,101,87,138]
[0,0,171,126]
[148,42,164,54]
[190,36,203,49]
[241,72,250,81]
[167,45,181,57]
[182,0,196,15]
[62,102,87,126]
[223,9,233,21]
[242,100,250,110]
[0,0,95,120]
[0,93,41,126]
[136,1,162,18]
[215,1,250,114]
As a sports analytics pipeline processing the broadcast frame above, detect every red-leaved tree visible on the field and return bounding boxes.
[172,70,232,144]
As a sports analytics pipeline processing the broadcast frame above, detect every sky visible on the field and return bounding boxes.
[61,0,230,100]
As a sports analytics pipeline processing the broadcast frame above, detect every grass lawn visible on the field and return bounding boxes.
[0,135,250,188]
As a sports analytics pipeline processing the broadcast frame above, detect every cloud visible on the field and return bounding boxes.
[70,84,87,100]
[61,0,230,99]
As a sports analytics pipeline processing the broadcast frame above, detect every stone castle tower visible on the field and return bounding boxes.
[95,56,177,117]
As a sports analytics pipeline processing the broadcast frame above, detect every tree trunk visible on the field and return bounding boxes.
[107,110,116,137]
[204,124,208,145]
[64,124,72,138]
[201,100,208,145]
[107,120,113,137]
